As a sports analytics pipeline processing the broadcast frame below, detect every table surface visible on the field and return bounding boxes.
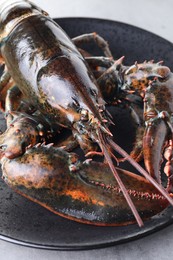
[1,0,173,259]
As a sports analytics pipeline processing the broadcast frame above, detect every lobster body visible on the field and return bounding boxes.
[0,0,102,127]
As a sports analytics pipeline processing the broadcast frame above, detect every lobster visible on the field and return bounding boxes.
[0,0,173,227]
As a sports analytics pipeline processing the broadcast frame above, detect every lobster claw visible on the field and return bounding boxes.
[143,117,169,184]
[1,145,169,226]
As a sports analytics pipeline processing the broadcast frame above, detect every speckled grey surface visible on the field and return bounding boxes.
[1,0,173,259]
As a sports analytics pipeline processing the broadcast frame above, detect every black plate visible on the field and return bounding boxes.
[0,18,173,250]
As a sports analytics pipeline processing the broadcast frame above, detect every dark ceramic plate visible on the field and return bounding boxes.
[0,18,173,250]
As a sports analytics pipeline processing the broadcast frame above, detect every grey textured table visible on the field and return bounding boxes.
[1,0,173,259]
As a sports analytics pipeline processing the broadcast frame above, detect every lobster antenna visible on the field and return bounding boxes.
[98,130,144,227]
[107,138,173,206]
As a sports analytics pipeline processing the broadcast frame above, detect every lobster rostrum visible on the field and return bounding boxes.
[0,0,173,227]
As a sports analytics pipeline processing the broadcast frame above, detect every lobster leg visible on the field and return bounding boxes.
[85,56,114,69]
[1,145,169,226]
[2,81,36,126]
[5,85,22,112]
[5,86,23,126]
[72,32,112,57]
[0,62,14,111]
[4,86,37,127]
[96,57,125,102]
[84,56,114,79]
[0,59,31,116]
[72,128,98,154]
[0,65,11,92]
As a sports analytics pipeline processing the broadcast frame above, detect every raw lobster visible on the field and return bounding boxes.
[0,0,173,226]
